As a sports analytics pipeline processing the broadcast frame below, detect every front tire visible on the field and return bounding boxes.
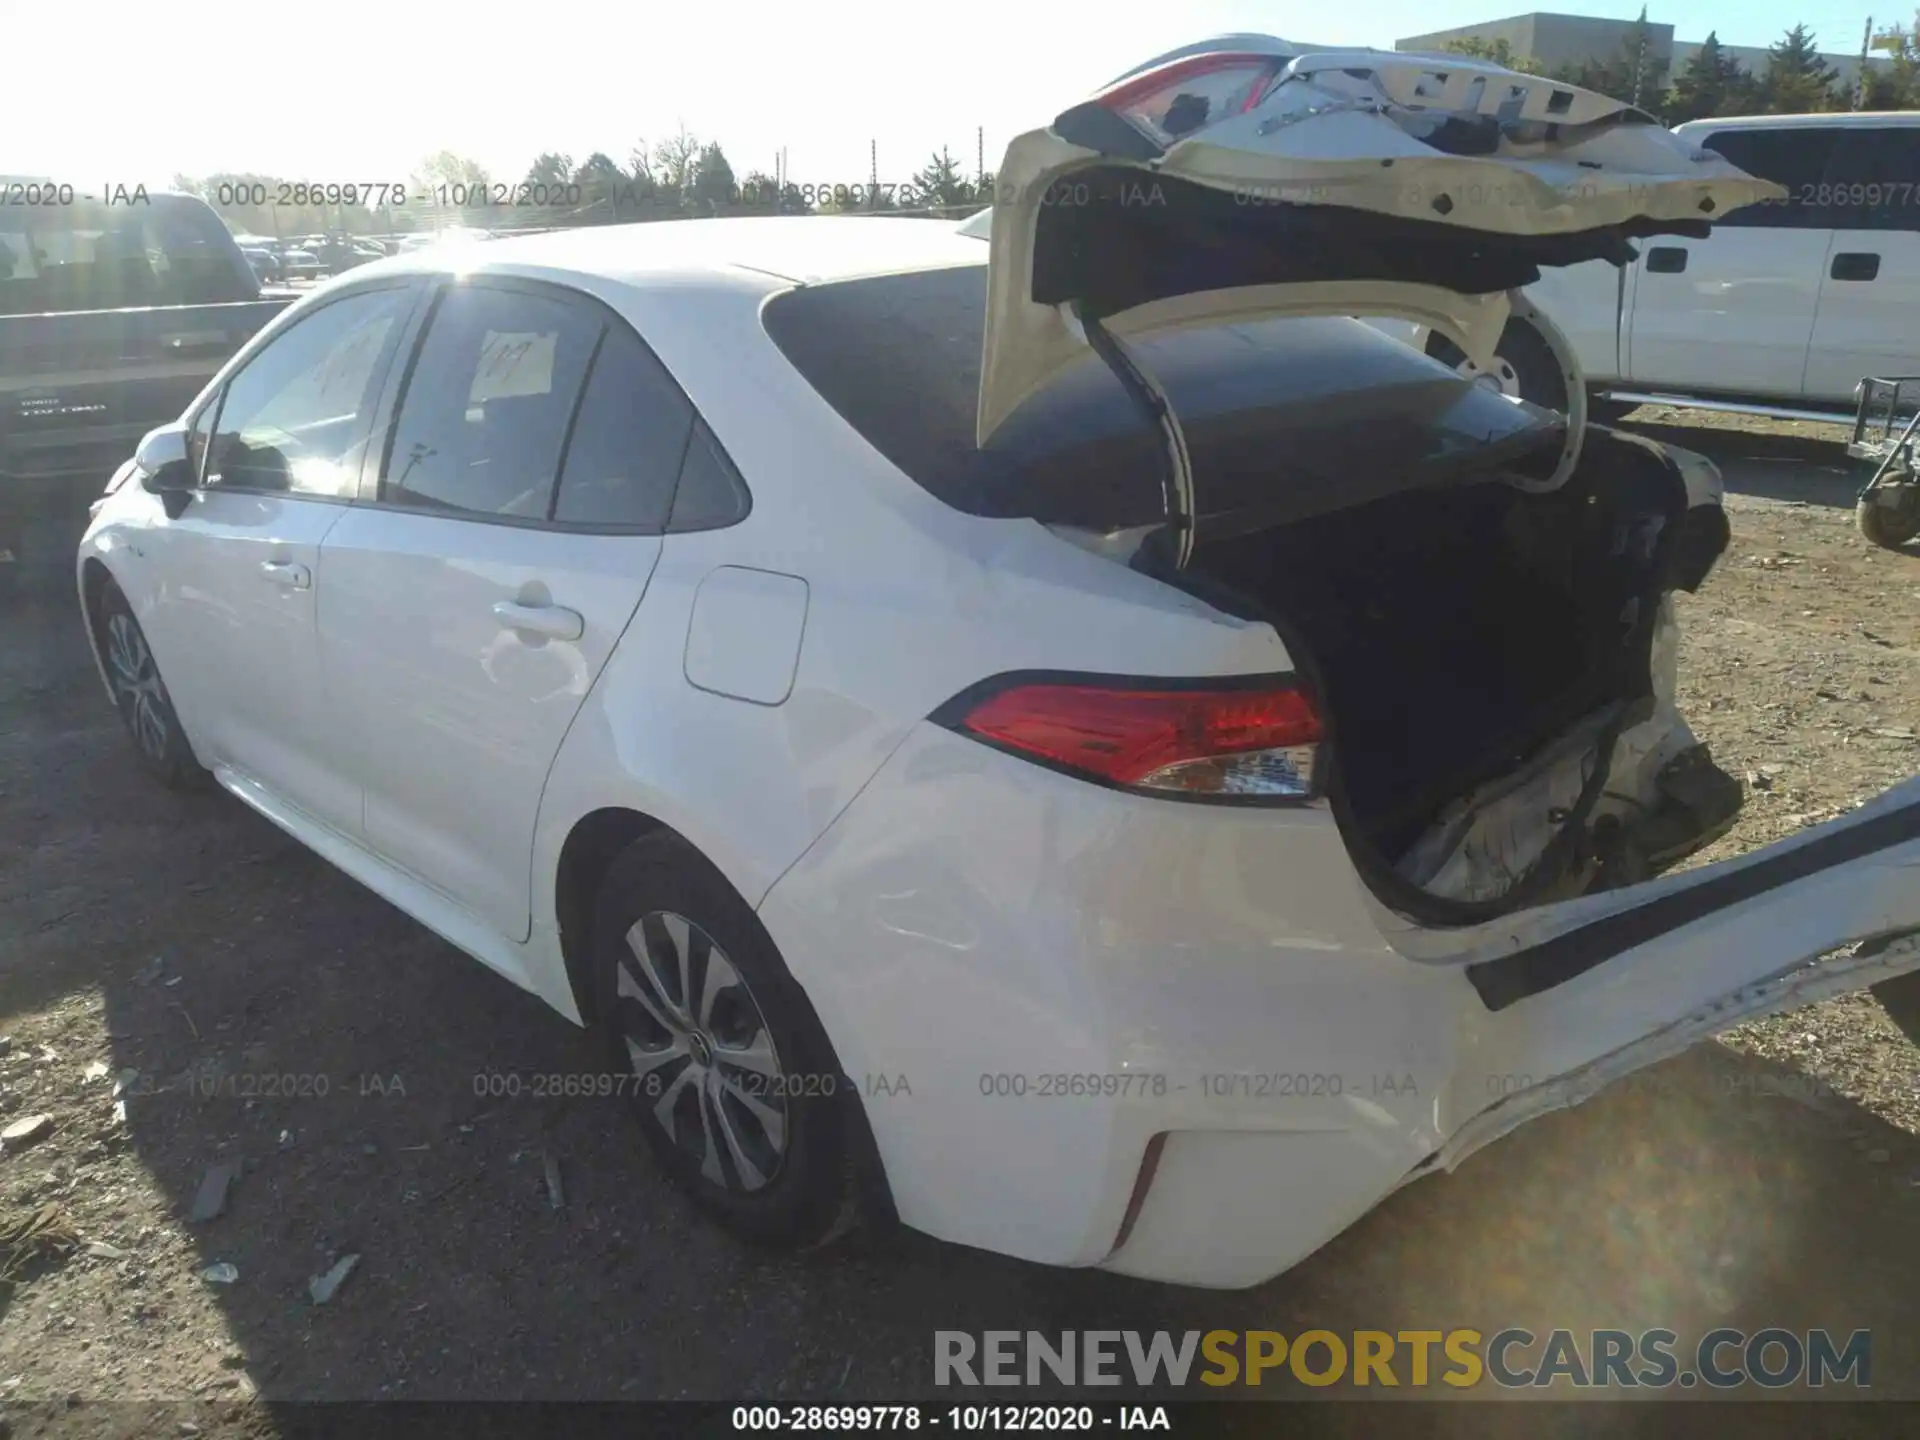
[590,834,861,1248]
[93,583,207,790]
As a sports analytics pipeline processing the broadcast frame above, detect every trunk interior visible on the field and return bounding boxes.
[1187,431,1692,889]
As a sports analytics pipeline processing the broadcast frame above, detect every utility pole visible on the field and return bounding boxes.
[977,126,984,188]
[1856,16,1874,110]
[870,138,878,211]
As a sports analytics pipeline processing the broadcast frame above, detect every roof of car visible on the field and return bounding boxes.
[365,215,990,289]
[1675,111,1920,134]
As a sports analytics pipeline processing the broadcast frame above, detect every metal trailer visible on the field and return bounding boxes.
[1848,376,1920,549]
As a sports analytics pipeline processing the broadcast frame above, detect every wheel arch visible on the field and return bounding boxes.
[550,804,898,1226]
[78,556,124,702]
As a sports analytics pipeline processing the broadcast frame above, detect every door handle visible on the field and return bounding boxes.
[492,600,584,641]
[1645,247,1688,274]
[1831,252,1881,282]
[259,559,311,590]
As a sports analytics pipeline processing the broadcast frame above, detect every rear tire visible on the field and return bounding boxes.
[589,834,862,1248]
[1426,318,1570,414]
[92,583,208,790]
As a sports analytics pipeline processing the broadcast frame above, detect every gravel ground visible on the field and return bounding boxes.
[0,407,1914,1435]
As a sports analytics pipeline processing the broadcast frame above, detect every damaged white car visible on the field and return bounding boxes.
[80,37,1920,1288]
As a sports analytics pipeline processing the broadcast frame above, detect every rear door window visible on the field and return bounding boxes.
[1816,125,1920,231]
[550,325,695,530]
[1697,127,1841,229]
[380,284,602,520]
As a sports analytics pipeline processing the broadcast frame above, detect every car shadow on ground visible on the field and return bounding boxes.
[8,680,1919,1413]
[1612,415,1865,510]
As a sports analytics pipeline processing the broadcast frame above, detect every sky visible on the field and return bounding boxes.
[10,0,1885,193]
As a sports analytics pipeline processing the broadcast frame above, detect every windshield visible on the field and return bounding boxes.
[763,264,1562,538]
[0,194,252,316]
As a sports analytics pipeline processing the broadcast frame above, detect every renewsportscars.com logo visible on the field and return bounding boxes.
[934,1329,1872,1390]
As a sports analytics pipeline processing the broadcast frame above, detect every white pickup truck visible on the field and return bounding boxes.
[1398,111,1920,423]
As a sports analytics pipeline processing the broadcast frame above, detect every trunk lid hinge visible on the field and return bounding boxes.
[1072,301,1197,570]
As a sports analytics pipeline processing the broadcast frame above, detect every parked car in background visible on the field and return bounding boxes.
[270,246,320,280]
[239,245,284,286]
[306,236,385,275]
[1,187,293,581]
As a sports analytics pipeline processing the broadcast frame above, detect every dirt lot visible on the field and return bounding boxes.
[0,409,1915,1432]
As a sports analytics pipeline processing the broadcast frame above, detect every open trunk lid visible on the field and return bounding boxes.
[966,38,1918,1158]
[977,37,1781,563]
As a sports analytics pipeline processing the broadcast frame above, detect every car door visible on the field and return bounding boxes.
[1624,124,1836,398]
[316,277,695,942]
[1802,123,1920,403]
[140,281,421,834]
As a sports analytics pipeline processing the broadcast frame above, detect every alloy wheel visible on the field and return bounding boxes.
[1451,352,1522,398]
[104,612,171,761]
[614,910,789,1192]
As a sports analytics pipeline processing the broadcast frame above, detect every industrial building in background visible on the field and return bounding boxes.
[1397,12,1888,92]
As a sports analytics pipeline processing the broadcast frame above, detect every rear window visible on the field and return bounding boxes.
[761,265,1563,539]
[0,194,252,316]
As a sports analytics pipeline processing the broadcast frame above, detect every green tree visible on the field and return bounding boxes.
[1867,16,1920,108]
[414,151,491,194]
[652,127,703,205]
[524,152,574,190]
[685,142,735,212]
[1756,25,1843,113]
[1550,7,1668,107]
[1440,35,1546,74]
[571,152,627,218]
[908,146,971,217]
[734,169,782,213]
[1667,32,1759,122]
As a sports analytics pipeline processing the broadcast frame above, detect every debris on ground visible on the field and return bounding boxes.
[543,1152,565,1212]
[84,1240,129,1260]
[132,955,166,986]
[308,1253,360,1306]
[1,1115,55,1153]
[81,1060,109,1082]
[187,1159,243,1224]
[0,1202,80,1283]
[199,1262,239,1285]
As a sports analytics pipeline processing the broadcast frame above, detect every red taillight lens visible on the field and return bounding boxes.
[1093,54,1286,144]
[956,682,1323,799]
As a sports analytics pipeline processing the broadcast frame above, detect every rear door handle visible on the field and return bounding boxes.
[492,600,584,641]
[260,559,311,590]
[1831,252,1881,281]
[1645,247,1688,274]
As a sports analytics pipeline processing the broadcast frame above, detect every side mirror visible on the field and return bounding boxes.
[135,425,195,517]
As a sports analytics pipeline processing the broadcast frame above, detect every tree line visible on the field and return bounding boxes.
[173,129,994,240]
[183,14,1920,245]
[1443,11,1920,123]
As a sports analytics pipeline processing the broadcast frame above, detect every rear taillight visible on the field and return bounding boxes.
[948,679,1323,800]
[1093,53,1288,145]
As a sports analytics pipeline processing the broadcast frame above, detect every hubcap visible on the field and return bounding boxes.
[614,911,788,1192]
[1453,353,1522,398]
[104,612,170,761]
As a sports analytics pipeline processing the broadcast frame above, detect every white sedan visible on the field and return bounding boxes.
[77,40,1920,1287]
